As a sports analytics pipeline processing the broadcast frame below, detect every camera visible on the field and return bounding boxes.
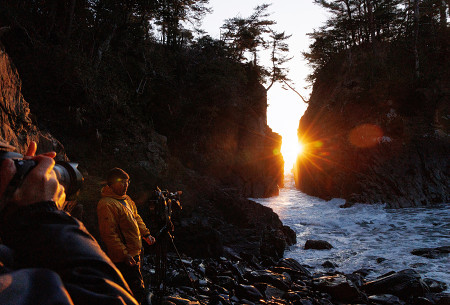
[0,150,84,201]
[152,187,182,236]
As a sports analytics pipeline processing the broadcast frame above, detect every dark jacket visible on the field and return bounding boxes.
[0,201,138,305]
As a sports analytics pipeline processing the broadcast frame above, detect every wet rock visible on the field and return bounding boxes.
[270,267,309,282]
[240,252,263,270]
[322,261,337,269]
[163,296,200,305]
[411,246,450,259]
[277,258,312,277]
[209,294,231,305]
[414,296,434,305]
[368,294,403,305]
[353,268,373,277]
[211,285,229,296]
[227,261,248,283]
[425,293,450,305]
[295,299,314,305]
[283,290,301,303]
[423,278,448,293]
[313,274,364,303]
[345,272,365,287]
[166,270,191,287]
[340,200,356,208]
[264,284,286,299]
[246,270,291,291]
[235,284,264,302]
[362,269,429,299]
[304,240,333,250]
[214,276,237,291]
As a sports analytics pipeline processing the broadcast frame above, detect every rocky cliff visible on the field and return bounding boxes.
[0,42,293,259]
[0,45,64,155]
[295,44,450,208]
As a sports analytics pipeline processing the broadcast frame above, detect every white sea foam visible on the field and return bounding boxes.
[252,175,450,291]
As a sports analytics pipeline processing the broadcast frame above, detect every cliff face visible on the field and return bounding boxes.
[172,82,284,198]
[295,45,449,208]
[0,44,64,156]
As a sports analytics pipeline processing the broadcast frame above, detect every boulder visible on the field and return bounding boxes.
[214,276,238,291]
[322,261,338,269]
[245,270,291,291]
[425,293,450,305]
[313,274,364,303]
[264,284,285,299]
[362,269,429,299]
[277,258,312,277]
[423,278,448,293]
[235,284,264,302]
[304,240,333,250]
[411,246,450,259]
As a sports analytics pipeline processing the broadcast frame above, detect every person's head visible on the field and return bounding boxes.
[107,168,130,196]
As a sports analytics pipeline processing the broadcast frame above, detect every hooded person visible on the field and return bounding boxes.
[97,168,155,304]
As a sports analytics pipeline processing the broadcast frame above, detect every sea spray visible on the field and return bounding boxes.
[252,174,450,291]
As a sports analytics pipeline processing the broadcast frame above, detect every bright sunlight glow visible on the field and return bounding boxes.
[281,134,304,172]
[267,84,307,173]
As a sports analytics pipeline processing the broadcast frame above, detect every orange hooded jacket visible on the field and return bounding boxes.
[97,185,150,263]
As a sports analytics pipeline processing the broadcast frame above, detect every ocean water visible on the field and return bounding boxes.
[252,174,450,290]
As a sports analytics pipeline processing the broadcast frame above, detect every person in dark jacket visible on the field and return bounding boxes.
[0,141,138,305]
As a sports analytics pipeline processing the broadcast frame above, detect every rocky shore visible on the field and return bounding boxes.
[140,246,449,305]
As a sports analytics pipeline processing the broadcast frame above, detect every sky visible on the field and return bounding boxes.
[201,0,329,170]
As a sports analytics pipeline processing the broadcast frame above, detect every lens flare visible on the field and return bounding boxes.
[349,124,383,148]
[281,136,305,172]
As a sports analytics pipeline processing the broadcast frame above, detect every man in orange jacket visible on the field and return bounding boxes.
[97,168,155,304]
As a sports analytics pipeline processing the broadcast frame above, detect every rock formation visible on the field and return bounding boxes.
[294,45,450,208]
[0,43,64,156]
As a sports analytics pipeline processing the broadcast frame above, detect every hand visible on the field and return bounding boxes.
[143,235,156,246]
[0,141,66,209]
[125,254,137,266]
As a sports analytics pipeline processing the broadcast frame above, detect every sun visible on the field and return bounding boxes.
[281,134,304,172]
[266,83,308,173]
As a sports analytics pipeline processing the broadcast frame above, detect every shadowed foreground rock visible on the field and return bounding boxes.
[141,253,448,305]
[362,269,430,299]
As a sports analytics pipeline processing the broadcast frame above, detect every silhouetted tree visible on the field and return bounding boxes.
[305,0,449,81]
[220,4,292,91]
[154,0,211,49]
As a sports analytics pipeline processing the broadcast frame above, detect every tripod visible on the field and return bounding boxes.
[152,227,205,305]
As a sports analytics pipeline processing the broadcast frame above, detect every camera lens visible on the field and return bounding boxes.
[53,162,84,200]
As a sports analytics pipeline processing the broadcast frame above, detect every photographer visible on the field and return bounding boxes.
[97,168,156,304]
[0,141,138,305]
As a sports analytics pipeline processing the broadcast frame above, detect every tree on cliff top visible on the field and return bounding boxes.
[305,0,449,83]
[220,4,293,92]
